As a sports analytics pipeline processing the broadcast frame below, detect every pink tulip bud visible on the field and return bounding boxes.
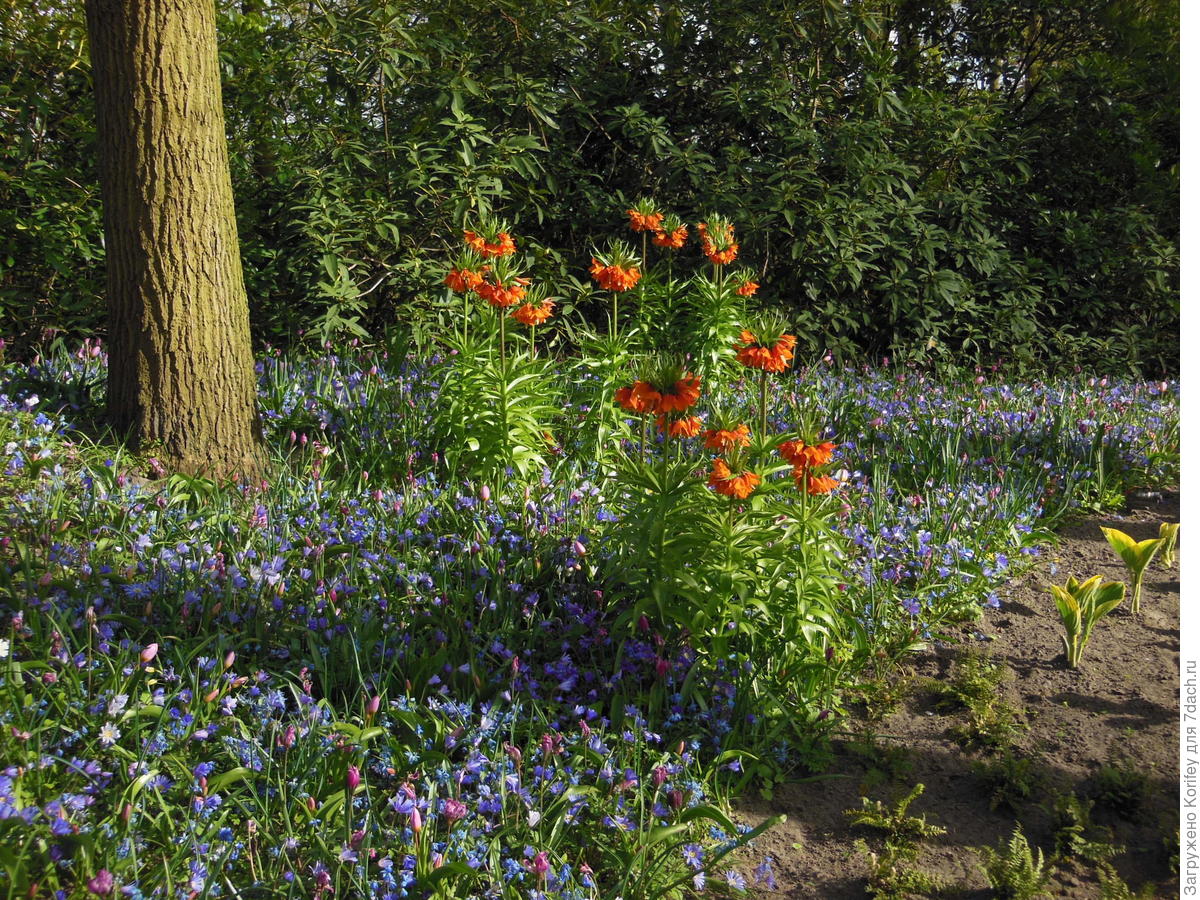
[410,805,422,833]
[139,643,158,664]
[480,485,491,502]
[573,540,587,557]
[347,765,361,792]
[366,695,381,718]
[223,651,236,670]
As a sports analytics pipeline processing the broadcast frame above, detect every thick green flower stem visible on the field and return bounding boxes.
[1132,573,1144,615]
[459,287,469,343]
[610,291,618,342]
[498,309,510,484]
[498,307,507,375]
[758,370,769,456]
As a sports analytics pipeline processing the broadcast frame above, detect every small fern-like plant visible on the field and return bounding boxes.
[1051,575,1125,668]
[1099,527,1161,614]
[978,827,1054,899]
[846,783,947,846]
[1096,862,1157,899]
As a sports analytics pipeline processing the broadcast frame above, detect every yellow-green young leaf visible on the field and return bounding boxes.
[1051,585,1079,623]
[1130,538,1162,570]
[1100,526,1135,556]
[1093,582,1126,609]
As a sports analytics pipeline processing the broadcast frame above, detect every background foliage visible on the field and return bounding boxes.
[1,0,1178,374]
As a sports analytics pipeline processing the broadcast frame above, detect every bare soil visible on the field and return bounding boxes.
[737,491,1180,898]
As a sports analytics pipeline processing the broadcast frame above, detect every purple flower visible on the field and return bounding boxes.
[442,798,467,823]
[86,870,114,896]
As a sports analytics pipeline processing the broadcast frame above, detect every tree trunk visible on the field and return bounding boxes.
[85,0,266,478]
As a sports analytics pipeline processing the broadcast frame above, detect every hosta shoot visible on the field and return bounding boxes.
[1099,527,1162,615]
[1051,575,1125,668]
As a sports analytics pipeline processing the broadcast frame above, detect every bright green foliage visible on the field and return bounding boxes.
[1049,792,1119,863]
[1159,522,1180,568]
[1052,575,1125,668]
[978,827,1055,899]
[846,783,946,846]
[1,0,1180,374]
[1096,862,1157,899]
[1099,527,1161,614]
[934,651,1023,751]
[848,784,947,899]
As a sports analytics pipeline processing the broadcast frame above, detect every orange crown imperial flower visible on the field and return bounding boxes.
[703,423,751,453]
[798,472,839,495]
[475,276,530,308]
[463,230,516,258]
[779,439,836,469]
[735,279,760,297]
[445,267,486,293]
[652,225,688,249]
[709,458,761,499]
[697,219,738,265]
[614,380,662,415]
[656,414,703,438]
[654,374,702,413]
[591,259,642,292]
[735,329,796,373]
[627,209,665,233]
[511,299,556,326]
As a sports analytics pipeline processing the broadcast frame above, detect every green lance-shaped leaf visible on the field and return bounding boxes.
[1100,527,1161,614]
[1159,522,1180,569]
[1051,576,1124,668]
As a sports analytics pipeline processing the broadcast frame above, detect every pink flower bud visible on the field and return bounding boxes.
[347,765,361,792]
[366,695,381,718]
[652,766,669,787]
[139,643,158,664]
[480,484,491,502]
[573,540,587,557]
[87,869,114,896]
[410,805,422,833]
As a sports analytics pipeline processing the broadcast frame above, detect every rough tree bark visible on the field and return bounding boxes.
[85,0,266,478]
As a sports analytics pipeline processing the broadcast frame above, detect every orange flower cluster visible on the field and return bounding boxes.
[463,230,516,258]
[708,458,760,499]
[445,266,486,293]
[511,299,555,326]
[780,439,839,495]
[614,381,662,414]
[590,259,642,292]
[697,222,739,265]
[703,424,751,453]
[652,225,688,249]
[476,276,530,308]
[778,439,835,469]
[656,374,701,413]
[614,375,701,416]
[657,414,703,438]
[627,209,664,232]
[734,329,796,373]
[735,279,759,297]
[801,473,839,494]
